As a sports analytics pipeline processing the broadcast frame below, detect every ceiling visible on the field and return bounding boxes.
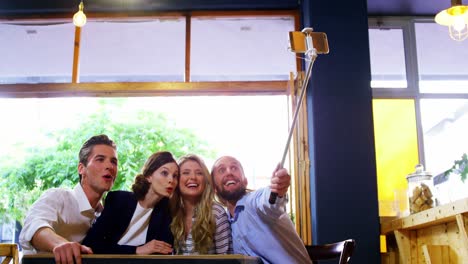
[366,0,451,16]
[0,0,453,17]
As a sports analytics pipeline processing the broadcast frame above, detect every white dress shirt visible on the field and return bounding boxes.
[19,184,102,255]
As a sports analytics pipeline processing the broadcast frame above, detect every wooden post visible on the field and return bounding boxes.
[72,26,82,83]
[394,229,412,263]
[422,245,450,264]
[184,14,191,82]
[455,214,468,259]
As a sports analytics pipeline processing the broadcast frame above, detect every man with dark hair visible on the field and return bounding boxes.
[20,134,118,264]
[211,156,311,264]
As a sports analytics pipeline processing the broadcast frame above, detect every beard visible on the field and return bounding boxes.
[215,183,247,202]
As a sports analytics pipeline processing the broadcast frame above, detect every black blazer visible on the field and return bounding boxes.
[82,190,173,254]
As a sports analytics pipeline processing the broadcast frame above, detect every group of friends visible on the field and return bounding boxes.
[18,134,311,264]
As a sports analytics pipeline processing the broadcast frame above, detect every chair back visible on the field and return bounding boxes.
[0,243,19,264]
[306,239,356,264]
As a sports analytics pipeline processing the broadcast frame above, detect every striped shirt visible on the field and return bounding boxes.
[179,202,233,255]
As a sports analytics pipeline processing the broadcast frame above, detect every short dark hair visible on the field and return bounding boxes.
[78,134,117,181]
[132,151,178,200]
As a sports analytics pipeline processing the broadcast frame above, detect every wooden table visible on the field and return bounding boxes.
[22,254,261,264]
[381,197,468,264]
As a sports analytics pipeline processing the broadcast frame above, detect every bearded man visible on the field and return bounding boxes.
[211,156,311,264]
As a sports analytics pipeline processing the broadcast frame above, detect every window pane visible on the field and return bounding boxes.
[415,23,468,93]
[0,96,287,183]
[80,19,186,82]
[420,99,468,174]
[191,16,296,81]
[421,99,468,204]
[373,99,419,217]
[0,96,288,226]
[0,22,74,84]
[369,28,407,88]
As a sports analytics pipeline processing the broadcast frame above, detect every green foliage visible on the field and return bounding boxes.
[289,212,295,224]
[444,153,468,183]
[0,99,216,223]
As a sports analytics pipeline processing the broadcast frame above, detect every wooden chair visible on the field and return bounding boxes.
[0,243,19,264]
[306,239,356,264]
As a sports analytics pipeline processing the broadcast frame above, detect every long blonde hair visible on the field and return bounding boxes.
[170,154,216,254]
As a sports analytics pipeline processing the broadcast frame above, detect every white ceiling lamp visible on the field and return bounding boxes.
[435,0,468,41]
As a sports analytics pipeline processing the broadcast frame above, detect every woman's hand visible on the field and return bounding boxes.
[136,239,173,255]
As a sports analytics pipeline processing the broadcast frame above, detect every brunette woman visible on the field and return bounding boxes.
[83,151,178,254]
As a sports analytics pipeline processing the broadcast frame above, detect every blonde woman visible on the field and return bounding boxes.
[171,154,232,254]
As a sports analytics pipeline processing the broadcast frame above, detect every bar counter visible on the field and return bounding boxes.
[22,254,261,264]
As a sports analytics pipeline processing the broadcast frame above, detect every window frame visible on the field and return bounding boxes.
[0,10,301,97]
[369,16,468,169]
[0,10,302,91]
[0,10,313,243]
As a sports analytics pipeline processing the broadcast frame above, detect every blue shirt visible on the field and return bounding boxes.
[228,187,311,264]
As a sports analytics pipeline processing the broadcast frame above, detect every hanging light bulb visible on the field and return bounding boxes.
[452,15,467,31]
[435,1,468,41]
[73,1,87,27]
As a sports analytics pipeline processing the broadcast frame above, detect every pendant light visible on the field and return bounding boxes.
[73,1,87,27]
[435,0,468,41]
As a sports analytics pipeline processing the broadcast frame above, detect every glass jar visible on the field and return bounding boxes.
[406,164,436,214]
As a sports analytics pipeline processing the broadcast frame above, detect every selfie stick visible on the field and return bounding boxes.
[269,28,319,204]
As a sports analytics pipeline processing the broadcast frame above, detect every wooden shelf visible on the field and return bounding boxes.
[381,197,468,234]
[380,198,468,264]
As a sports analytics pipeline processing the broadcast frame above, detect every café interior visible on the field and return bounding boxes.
[1,0,468,263]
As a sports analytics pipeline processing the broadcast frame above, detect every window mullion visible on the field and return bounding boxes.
[403,18,425,167]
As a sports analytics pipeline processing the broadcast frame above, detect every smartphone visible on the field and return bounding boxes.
[289,31,329,54]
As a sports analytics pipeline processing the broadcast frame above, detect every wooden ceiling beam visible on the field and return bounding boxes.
[0,81,288,98]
